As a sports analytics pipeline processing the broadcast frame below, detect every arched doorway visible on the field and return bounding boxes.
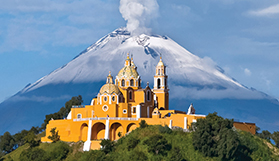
[80,123,88,141]
[91,122,106,140]
[110,123,123,140]
[127,123,137,133]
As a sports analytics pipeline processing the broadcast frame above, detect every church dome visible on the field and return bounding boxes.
[157,57,165,66]
[99,72,121,95]
[99,83,120,95]
[117,66,139,78]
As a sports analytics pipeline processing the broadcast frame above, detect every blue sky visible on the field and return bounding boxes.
[0,0,279,103]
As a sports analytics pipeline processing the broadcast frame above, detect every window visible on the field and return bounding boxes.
[139,80,141,87]
[121,79,125,87]
[157,79,161,89]
[130,79,134,86]
[147,91,151,101]
[77,114,82,119]
[129,91,133,100]
[123,109,127,114]
[104,96,107,102]
[102,105,108,112]
[158,69,160,75]
[112,96,115,102]
[132,107,136,113]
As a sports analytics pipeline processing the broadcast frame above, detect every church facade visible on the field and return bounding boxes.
[41,54,207,150]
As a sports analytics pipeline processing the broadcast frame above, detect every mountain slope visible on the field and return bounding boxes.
[0,27,278,134]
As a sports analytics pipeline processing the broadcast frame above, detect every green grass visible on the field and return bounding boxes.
[1,126,279,161]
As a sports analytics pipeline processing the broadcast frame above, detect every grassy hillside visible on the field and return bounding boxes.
[1,124,279,161]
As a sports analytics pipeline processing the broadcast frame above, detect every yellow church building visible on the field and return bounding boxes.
[41,54,207,150]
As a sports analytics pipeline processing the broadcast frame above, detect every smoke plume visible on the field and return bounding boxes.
[119,0,159,35]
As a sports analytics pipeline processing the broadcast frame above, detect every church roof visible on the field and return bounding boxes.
[117,65,139,78]
[157,57,165,66]
[99,72,121,95]
[99,83,120,95]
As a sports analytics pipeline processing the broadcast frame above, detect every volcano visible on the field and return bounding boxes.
[0,27,278,134]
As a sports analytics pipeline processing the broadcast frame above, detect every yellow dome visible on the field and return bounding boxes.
[157,57,165,66]
[117,66,139,78]
[99,83,120,95]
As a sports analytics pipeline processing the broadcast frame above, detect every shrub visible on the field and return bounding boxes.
[139,120,148,128]
[48,141,70,161]
[128,150,148,161]
[100,139,114,154]
[79,150,106,161]
[48,128,60,143]
[126,136,139,151]
[24,132,39,147]
[159,125,172,134]
[19,148,49,161]
[192,112,239,160]
[143,134,171,156]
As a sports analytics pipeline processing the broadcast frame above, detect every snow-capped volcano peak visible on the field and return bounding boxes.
[22,28,261,99]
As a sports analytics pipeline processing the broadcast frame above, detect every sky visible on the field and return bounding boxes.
[0,0,279,103]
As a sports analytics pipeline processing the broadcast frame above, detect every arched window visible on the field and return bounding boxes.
[158,69,161,75]
[147,91,151,101]
[130,79,134,86]
[77,114,82,119]
[129,91,133,100]
[157,78,161,89]
[121,79,125,87]
[139,80,141,87]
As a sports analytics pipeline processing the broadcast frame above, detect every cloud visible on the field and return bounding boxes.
[244,68,251,76]
[119,0,159,35]
[10,95,71,103]
[170,84,267,100]
[248,3,279,16]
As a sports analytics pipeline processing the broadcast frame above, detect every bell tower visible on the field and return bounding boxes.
[153,56,169,110]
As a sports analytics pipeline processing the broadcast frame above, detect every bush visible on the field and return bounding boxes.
[128,150,148,161]
[168,146,185,161]
[139,120,148,128]
[126,136,139,151]
[159,125,172,134]
[48,128,60,143]
[48,141,70,161]
[19,148,49,161]
[192,112,239,160]
[143,134,171,156]
[79,150,106,161]
[100,139,114,154]
[24,132,39,147]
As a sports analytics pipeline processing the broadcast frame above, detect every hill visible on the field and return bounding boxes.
[2,124,279,161]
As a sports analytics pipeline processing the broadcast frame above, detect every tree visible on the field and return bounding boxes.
[126,136,139,151]
[19,148,49,161]
[0,132,15,154]
[168,146,185,161]
[24,132,39,147]
[100,139,114,154]
[48,128,60,143]
[272,131,279,148]
[139,120,148,128]
[41,95,83,129]
[143,134,171,156]
[192,112,239,160]
[257,130,272,141]
[13,130,29,148]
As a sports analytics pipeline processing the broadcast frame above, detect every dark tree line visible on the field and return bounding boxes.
[0,95,83,157]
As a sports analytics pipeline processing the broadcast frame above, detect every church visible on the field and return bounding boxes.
[41,54,254,150]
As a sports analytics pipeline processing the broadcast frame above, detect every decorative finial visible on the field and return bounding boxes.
[109,71,111,76]
[160,53,162,60]
[147,82,149,86]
